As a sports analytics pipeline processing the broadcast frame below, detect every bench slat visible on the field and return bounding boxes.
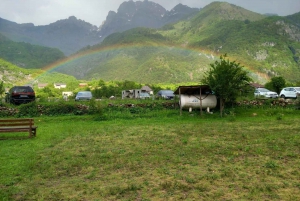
[0,123,33,127]
[0,125,37,130]
[0,128,35,132]
[0,118,37,137]
[0,119,33,122]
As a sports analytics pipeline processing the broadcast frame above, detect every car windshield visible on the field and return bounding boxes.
[258,88,270,92]
[160,90,174,95]
[77,92,91,97]
[14,87,33,93]
[294,87,300,92]
[140,93,150,97]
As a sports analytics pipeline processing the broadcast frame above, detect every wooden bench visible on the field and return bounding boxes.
[0,118,37,137]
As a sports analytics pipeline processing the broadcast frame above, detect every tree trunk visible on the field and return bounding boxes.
[220,98,224,117]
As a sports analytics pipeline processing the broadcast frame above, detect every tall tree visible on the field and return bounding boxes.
[202,54,252,117]
[265,76,286,94]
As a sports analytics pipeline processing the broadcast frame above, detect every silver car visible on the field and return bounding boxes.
[279,87,300,99]
[254,88,278,98]
[139,92,151,99]
[75,91,93,101]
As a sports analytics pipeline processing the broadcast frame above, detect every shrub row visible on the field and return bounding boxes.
[0,100,180,118]
[0,98,299,118]
[235,98,300,108]
[0,100,102,117]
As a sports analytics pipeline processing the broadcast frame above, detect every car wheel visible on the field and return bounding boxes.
[280,95,285,99]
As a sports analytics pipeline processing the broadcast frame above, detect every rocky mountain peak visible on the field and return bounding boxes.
[99,1,198,40]
[118,0,166,16]
[0,1,199,56]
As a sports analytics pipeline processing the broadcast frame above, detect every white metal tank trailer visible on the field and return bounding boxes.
[180,94,217,112]
[174,85,217,114]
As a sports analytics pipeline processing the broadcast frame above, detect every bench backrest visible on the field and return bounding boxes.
[0,119,34,128]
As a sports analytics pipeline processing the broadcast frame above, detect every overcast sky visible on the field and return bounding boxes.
[1,0,299,26]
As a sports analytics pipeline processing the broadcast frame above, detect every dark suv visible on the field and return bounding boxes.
[5,86,35,105]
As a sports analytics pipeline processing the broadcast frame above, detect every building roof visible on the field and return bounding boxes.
[141,86,152,92]
[174,85,212,95]
[38,83,48,87]
[249,83,264,88]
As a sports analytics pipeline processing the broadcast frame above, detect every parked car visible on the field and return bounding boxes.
[5,86,35,105]
[254,88,278,98]
[139,92,151,99]
[156,90,175,100]
[75,91,93,101]
[279,87,300,99]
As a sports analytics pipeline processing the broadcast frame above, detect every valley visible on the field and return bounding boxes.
[0,1,299,86]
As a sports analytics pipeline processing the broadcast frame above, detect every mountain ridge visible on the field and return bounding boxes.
[0,1,299,85]
[54,2,300,83]
[0,1,199,56]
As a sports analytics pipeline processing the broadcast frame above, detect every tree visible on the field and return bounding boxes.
[202,54,252,117]
[265,76,286,94]
[0,81,4,98]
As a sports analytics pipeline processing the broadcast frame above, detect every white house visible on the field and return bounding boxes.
[54,83,67,89]
[141,86,153,95]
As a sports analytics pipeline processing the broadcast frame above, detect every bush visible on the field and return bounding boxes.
[86,99,102,115]
[17,102,39,117]
[41,101,77,116]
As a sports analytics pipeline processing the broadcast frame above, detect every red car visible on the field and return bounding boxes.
[5,86,35,105]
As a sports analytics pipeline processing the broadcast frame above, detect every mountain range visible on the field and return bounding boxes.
[0,1,300,85]
[0,2,198,56]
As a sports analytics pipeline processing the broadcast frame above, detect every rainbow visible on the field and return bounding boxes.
[29,43,268,83]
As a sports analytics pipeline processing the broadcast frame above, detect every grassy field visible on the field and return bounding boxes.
[0,106,300,200]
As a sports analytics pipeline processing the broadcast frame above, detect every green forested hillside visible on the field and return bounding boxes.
[3,2,299,85]
[159,2,300,82]
[286,12,300,27]
[0,33,65,69]
[52,2,300,84]
[53,27,218,84]
[159,2,266,44]
[188,17,300,81]
[0,58,78,88]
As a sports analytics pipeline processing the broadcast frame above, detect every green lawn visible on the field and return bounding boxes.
[0,107,300,200]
